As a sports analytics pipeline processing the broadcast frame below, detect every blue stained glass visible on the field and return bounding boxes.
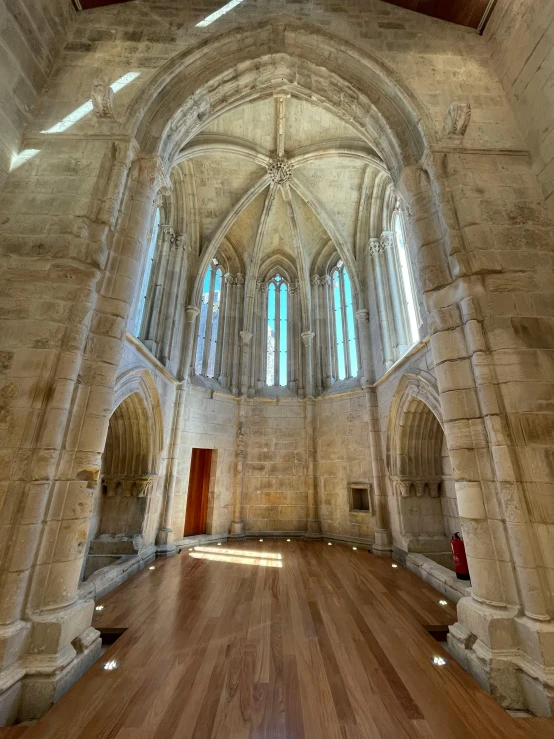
[266,282,276,385]
[343,269,358,377]
[333,271,346,380]
[279,283,287,386]
[195,264,212,374]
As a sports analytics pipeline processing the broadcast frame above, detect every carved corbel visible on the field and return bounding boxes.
[443,102,471,138]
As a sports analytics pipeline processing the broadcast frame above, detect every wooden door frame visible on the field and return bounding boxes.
[183,448,215,537]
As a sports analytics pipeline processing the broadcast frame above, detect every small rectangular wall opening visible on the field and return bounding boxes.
[349,483,372,513]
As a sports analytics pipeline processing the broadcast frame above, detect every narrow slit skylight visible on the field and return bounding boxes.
[41,72,140,134]
[196,0,244,27]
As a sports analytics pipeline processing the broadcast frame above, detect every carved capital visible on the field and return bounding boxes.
[380,231,394,250]
[235,273,245,287]
[224,272,235,286]
[368,237,382,256]
[256,280,268,293]
[138,154,171,194]
[301,331,315,346]
[185,305,200,321]
[355,309,369,324]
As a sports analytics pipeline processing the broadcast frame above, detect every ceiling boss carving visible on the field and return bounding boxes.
[267,155,292,185]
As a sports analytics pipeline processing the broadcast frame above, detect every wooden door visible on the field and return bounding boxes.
[184,448,212,537]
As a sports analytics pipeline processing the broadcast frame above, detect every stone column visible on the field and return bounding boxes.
[365,387,391,554]
[355,309,373,386]
[400,149,554,713]
[159,233,187,366]
[305,397,322,538]
[301,331,315,399]
[382,230,409,355]
[370,238,395,368]
[239,330,253,397]
[229,399,247,539]
[141,225,173,353]
[0,145,169,718]
[156,305,199,552]
[231,274,244,395]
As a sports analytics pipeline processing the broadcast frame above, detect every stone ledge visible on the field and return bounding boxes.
[405,552,470,603]
[78,545,157,602]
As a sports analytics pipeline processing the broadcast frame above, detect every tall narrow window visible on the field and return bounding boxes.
[195,259,222,377]
[394,212,419,344]
[266,275,288,386]
[135,208,160,336]
[332,262,359,381]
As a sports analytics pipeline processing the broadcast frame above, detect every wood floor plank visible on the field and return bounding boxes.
[16,541,554,739]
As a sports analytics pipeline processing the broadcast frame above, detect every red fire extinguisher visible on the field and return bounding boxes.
[451,533,470,581]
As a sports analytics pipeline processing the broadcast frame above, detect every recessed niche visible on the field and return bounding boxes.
[349,483,373,513]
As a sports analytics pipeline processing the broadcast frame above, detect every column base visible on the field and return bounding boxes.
[371,528,392,556]
[304,519,322,540]
[0,624,101,726]
[228,520,246,539]
[448,597,554,716]
[156,528,177,556]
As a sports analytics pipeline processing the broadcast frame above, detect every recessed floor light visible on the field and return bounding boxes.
[286,539,291,542]
[95,605,104,611]
[328,542,332,546]
[149,566,155,570]
[392,563,398,568]
[431,656,447,666]
[102,660,119,671]
[259,538,263,542]
[352,547,358,551]
[217,542,222,546]
[439,599,448,606]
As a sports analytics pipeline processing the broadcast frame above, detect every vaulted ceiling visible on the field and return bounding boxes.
[175,95,392,281]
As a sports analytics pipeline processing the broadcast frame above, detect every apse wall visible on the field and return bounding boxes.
[0,0,74,190]
[486,0,554,220]
[171,386,238,538]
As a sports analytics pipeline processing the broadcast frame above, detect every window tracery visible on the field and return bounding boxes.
[195,260,223,378]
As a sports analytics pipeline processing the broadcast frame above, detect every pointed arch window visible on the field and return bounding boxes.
[195,259,223,377]
[135,207,160,336]
[331,262,358,381]
[394,211,419,344]
[266,275,288,387]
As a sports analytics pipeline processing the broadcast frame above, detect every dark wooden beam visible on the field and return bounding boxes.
[380,0,493,30]
[72,0,135,10]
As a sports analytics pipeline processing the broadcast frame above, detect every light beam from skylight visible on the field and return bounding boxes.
[41,72,140,134]
[196,0,244,27]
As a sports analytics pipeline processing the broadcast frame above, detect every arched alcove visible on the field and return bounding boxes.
[84,370,163,579]
[387,373,460,568]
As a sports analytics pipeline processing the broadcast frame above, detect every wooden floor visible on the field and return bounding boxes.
[13,541,554,738]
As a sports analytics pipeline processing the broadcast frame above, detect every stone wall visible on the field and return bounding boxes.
[0,0,73,191]
[172,386,238,538]
[316,390,374,542]
[486,0,554,220]
[242,398,308,533]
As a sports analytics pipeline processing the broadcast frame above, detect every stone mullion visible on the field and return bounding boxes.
[328,278,339,383]
[260,285,268,386]
[219,274,234,387]
[213,273,227,381]
[250,288,261,392]
[293,286,302,395]
[201,267,216,377]
[339,268,351,379]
